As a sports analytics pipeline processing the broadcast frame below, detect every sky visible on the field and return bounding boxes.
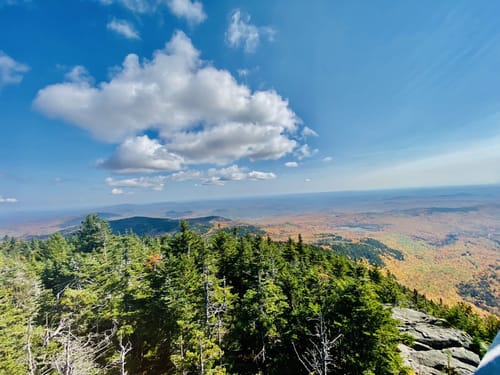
[1,0,499,212]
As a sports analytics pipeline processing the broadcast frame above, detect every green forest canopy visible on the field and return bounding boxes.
[0,214,498,374]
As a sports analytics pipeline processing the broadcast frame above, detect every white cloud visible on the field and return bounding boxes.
[0,51,29,87]
[225,9,275,53]
[237,66,259,78]
[237,68,249,77]
[304,178,312,182]
[99,0,206,23]
[203,165,276,185]
[285,161,298,167]
[98,0,156,13]
[169,123,296,165]
[35,31,296,140]
[322,156,333,162]
[295,144,318,160]
[169,169,202,181]
[107,18,140,40]
[207,165,247,181]
[35,31,309,173]
[111,188,125,195]
[0,196,17,203]
[99,136,184,174]
[65,65,93,84]
[167,0,206,24]
[301,126,318,138]
[202,176,225,186]
[247,170,276,180]
[105,175,168,191]
[105,165,276,189]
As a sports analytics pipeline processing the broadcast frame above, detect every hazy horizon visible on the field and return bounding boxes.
[2,183,498,228]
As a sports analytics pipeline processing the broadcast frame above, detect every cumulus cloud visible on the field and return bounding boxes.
[322,156,333,162]
[98,136,184,174]
[225,9,275,53]
[207,165,247,181]
[0,51,29,87]
[0,196,17,203]
[107,18,140,40]
[111,188,125,195]
[169,123,296,165]
[35,31,309,174]
[167,0,206,24]
[284,161,298,168]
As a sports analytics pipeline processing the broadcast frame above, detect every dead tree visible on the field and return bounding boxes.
[118,334,132,375]
[38,318,116,375]
[293,312,342,375]
[26,317,36,375]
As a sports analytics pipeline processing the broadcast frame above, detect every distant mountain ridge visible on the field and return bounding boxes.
[108,215,227,236]
[107,216,266,237]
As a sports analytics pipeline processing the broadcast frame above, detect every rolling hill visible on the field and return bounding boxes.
[108,215,226,236]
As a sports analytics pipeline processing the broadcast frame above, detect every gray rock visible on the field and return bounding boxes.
[413,341,433,351]
[448,347,480,367]
[398,344,442,375]
[393,308,480,375]
[393,307,447,327]
[394,307,473,350]
[398,344,477,375]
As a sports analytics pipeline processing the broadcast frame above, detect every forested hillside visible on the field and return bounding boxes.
[0,214,497,374]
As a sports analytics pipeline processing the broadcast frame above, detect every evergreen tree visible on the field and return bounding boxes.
[75,214,111,253]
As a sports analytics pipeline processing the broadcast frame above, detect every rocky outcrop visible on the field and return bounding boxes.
[393,307,480,375]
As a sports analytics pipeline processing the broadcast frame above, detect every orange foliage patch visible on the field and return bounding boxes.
[146,253,162,270]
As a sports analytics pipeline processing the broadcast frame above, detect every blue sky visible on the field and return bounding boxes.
[1,0,499,211]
